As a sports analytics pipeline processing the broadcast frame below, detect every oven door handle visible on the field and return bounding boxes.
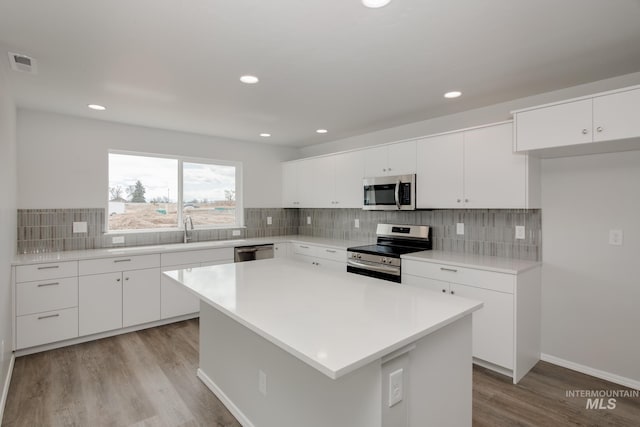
[347,259,401,275]
[395,179,401,209]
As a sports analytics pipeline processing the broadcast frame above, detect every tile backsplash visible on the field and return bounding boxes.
[17,207,540,260]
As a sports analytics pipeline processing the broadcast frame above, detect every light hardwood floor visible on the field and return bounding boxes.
[3,319,639,426]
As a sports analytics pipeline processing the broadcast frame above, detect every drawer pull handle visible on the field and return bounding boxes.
[440,267,458,273]
[299,245,309,249]
[325,249,336,253]
[38,314,60,320]
[37,265,60,270]
[113,259,132,263]
[37,282,60,287]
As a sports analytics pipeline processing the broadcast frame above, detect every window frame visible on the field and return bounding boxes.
[106,149,243,233]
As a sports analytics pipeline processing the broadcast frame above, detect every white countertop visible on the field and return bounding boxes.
[164,258,482,379]
[11,235,369,265]
[402,250,540,274]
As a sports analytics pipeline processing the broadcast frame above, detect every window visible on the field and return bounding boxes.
[108,151,242,231]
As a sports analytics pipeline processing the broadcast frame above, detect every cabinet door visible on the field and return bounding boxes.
[450,283,514,370]
[387,141,416,176]
[593,88,640,142]
[161,263,200,319]
[515,99,592,151]
[274,243,290,258]
[464,123,527,208]
[363,146,389,177]
[402,275,450,294]
[79,272,122,336]
[296,159,316,207]
[282,162,299,207]
[315,258,345,273]
[416,133,464,208]
[123,268,160,328]
[333,151,364,208]
[311,156,334,208]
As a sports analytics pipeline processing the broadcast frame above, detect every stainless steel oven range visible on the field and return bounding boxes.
[347,224,432,283]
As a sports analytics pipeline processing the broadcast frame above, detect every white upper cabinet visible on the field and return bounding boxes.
[417,122,539,209]
[464,123,529,208]
[364,141,416,177]
[282,151,363,209]
[514,85,640,153]
[416,133,464,208]
[332,151,364,207]
[514,99,592,151]
[593,88,640,142]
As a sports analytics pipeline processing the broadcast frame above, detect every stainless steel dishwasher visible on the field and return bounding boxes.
[234,244,274,262]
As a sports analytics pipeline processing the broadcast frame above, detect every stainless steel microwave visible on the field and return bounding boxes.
[363,174,416,210]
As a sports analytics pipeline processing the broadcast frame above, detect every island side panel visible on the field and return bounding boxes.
[198,302,383,427]
[406,314,473,427]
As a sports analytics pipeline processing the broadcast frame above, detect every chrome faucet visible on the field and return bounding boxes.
[183,215,194,243]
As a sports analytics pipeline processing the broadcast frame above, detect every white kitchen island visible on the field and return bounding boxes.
[164,258,482,427]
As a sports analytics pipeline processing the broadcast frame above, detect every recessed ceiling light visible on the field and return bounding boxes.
[316,129,328,134]
[444,91,462,99]
[87,104,106,111]
[240,75,259,84]
[260,133,271,137]
[362,0,391,8]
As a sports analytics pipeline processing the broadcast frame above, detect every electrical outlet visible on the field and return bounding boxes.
[609,229,623,246]
[515,226,526,240]
[307,216,311,225]
[456,223,464,235]
[389,368,403,407]
[267,216,272,225]
[112,236,125,244]
[354,219,360,228]
[258,369,267,396]
[72,221,88,233]
[232,229,241,236]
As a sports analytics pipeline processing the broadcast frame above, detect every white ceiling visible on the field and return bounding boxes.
[1,0,640,147]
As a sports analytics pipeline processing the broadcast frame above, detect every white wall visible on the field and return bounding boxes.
[541,151,640,383]
[299,72,640,157]
[17,110,298,209]
[0,66,17,414]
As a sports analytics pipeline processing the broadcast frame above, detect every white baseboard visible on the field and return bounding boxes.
[197,368,254,427]
[0,354,15,425]
[541,353,640,391]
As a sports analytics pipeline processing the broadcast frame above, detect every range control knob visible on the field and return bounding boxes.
[357,254,362,259]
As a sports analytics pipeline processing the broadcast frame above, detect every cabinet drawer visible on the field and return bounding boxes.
[161,248,234,267]
[316,247,346,263]
[292,243,317,256]
[16,307,79,349]
[16,277,78,316]
[79,254,160,275]
[16,261,78,283]
[403,260,514,294]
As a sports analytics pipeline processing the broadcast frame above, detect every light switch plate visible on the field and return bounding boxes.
[73,221,88,233]
[354,219,360,228]
[389,368,403,407]
[456,223,464,235]
[267,216,272,225]
[609,229,623,246]
[515,226,526,240]
[307,216,311,225]
[112,236,125,244]
[258,369,267,396]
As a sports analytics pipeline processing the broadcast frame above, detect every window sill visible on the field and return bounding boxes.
[104,226,246,235]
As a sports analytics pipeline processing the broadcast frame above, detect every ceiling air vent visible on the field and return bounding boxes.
[8,52,37,74]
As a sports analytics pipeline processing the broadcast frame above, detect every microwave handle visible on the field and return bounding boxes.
[395,179,401,209]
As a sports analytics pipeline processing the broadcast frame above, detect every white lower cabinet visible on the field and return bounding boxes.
[292,243,346,272]
[14,261,79,349]
[273,242,290,258]
[402,259,540,383]
[78,254,161,336]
